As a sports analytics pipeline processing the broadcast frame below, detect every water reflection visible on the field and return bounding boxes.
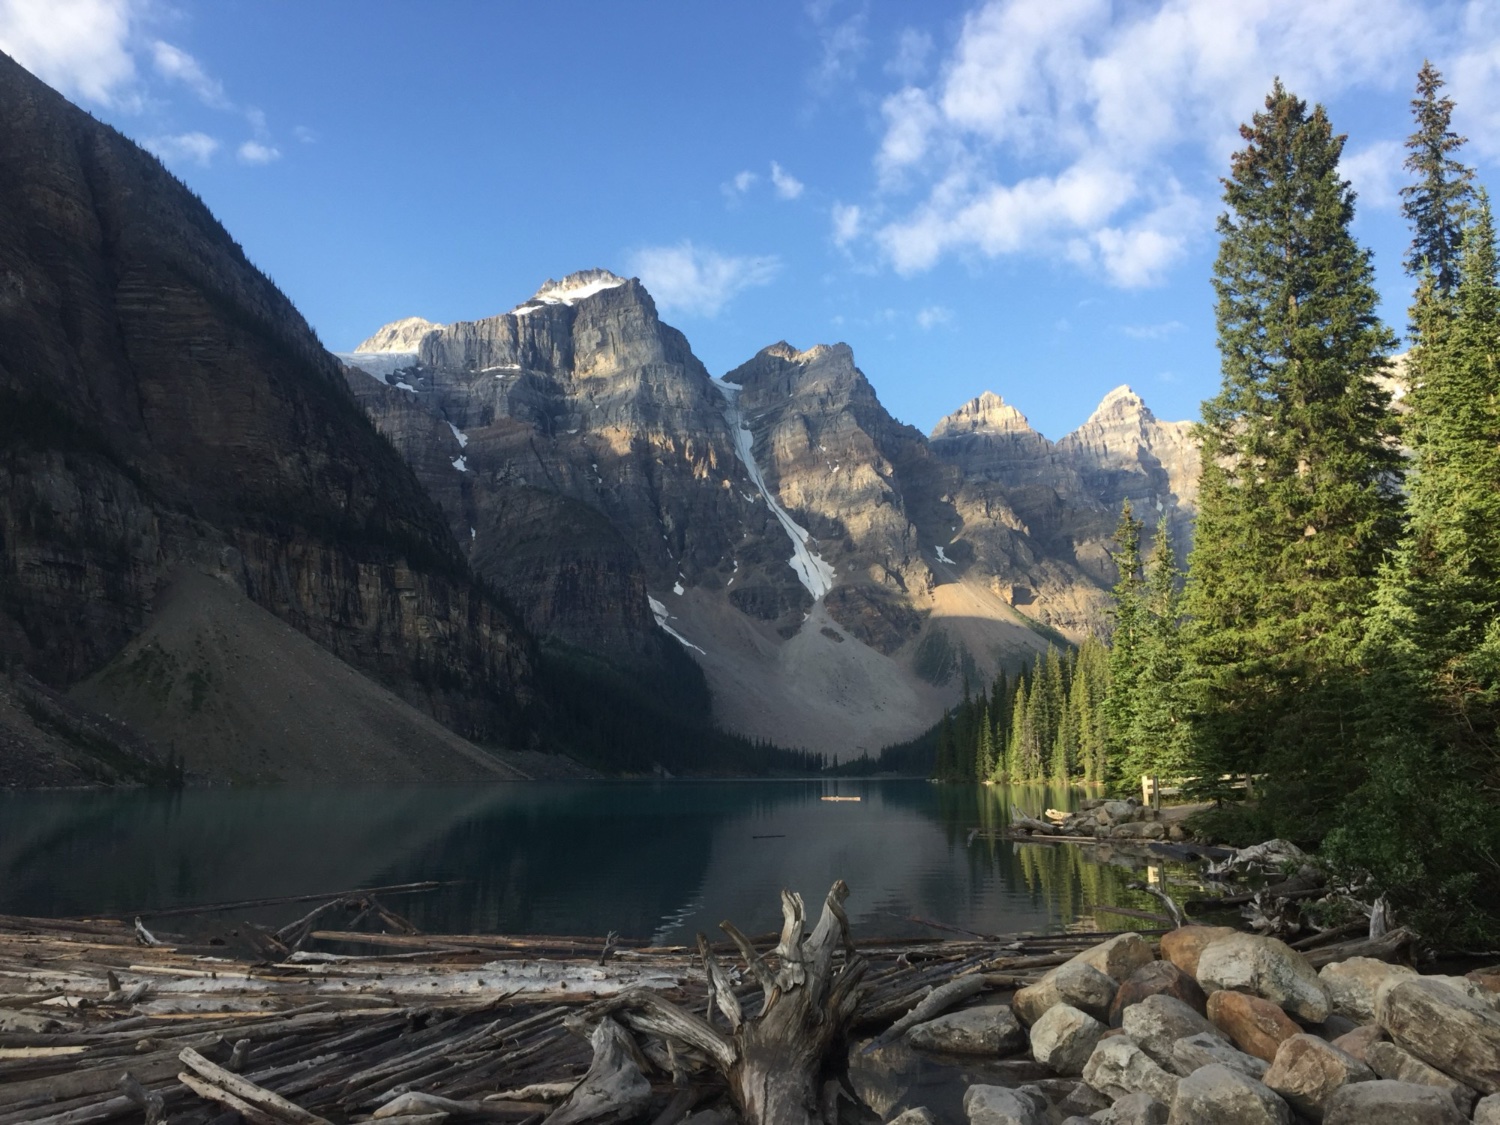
[0,781,1176,942]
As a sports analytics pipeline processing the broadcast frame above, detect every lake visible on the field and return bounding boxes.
[0,779,1176,943]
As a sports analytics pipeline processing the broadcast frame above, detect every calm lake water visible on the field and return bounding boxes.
[0,780,1174,944]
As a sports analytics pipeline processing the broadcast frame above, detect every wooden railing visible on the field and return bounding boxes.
[1140,773,1264,808]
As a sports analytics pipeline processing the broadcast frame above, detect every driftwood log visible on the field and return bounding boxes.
[587,880,870,1125]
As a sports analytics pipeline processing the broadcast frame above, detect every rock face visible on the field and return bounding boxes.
[344,297,1198,754]
[0,51,536,780]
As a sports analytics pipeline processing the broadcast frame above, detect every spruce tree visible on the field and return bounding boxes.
[1103,501,1145,764]
[1183,81,1403,826]
[975,705,995,782]
[1402,61,1475,292]
[1128,519,1189,780]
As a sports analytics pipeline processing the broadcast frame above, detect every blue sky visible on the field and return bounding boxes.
[5,1,1500,439]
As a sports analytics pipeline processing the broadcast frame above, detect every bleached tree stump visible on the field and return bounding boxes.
[587,880,871,1125]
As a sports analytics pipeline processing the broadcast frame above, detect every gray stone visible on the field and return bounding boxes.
[1378,977,1500,1095]
[1071,932,1157,984]
[1196,932,1332,1022]
[1014,974,1063,1027]
[1323,1080,1466,1124]
[1082,1036,1180,1105]
[1167,1064,1292,1125]
[1055,960,1119,1022]
[1110,821,1166,840]
[1093,1091,1168,1124]
[886,1111,937,1125]
[1169,1031,1269,1080]
[1121,994,1221,1067]
[1366,1040,1478,1116]
[1058,1082,1112,1118]
[1319,957,1418,1024]
[1031,1004,1108,1076]
[964,1084,1048,1125]
[907,1005,1027,1056]
[1474,1093,1500,1124]
[1262,1033,1375,1121]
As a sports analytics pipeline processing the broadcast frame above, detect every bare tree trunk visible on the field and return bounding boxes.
[586,881,870,1125]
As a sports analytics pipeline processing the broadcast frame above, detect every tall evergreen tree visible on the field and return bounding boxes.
[1072,635,1111,783]
[1103,501,1145,766]
[1128,519,1190,780]
[1402,61,1475,292]
[1182,82,1403,826]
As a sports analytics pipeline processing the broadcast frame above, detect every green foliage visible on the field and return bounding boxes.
[1181,80,1402,829]
[1123,519,1191,782]
[1103,502,1144,764]
[1402,61,1475,292]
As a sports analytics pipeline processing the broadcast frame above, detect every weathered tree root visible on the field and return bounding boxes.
[584,880,872,1125]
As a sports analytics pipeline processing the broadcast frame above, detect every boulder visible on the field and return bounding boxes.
[1095,1091,1168,1124]
[1330,1024,1386,1064]
[1109,960,1208,1026]
[1262,1033,1375,1121]
[1197,933,1331,1022]
[963,1084,1048,1125]
[1014,976,1062,1027]
[1072,932,1156,984]
[1313,1013,1361,1040]
[1366,1041,1478,1116]
[1110,821,1167,840]
[1030,1004,1106,1076]
[1170,1032,1269,1080]
[1082,1036,1180,1105]
[907,1005,1027,1055]
[1323,1080,1467,1124]
[1159,925,1237,979]
[1054,960,1118,1022]
[1207,989,1303,1063]
[1121,994,1222,1067]
[1056,1082,1112,1118]
[1166,1064,1292,1125]
[1319,957,1418,1024]
[1099,800,1137,824]
[1377,977,1500,1094]
[886,1112,937,1125]
[1474,1093,1500,1125]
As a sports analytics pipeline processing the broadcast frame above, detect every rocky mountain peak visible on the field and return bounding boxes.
[930,391,1038,440]
[354,316,443,354]
[524,268,628,308]
[1083,384,1153,425]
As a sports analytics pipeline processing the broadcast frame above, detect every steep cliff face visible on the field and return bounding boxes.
[0,51,534,764]
[930,385,1199,633]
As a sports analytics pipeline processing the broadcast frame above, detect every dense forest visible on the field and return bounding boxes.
[884,64,1500,946]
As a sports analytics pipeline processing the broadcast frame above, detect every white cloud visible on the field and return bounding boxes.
[0,0,138,107]
[1122,320,1185,340]
[722,169,757,203]
[150,40,227,108]
[916,305,953,329]
[146,131,219,166]
[807,0,868,95]
[294,125,317,144]
[1341,139,1406,210]
[831,202,863,247]
[886,27,933,83]
[1446,4,1500,161]
[863,0,1436,286]
[770,161,805,199]
[628,242,780,317]
[237,139,280,165]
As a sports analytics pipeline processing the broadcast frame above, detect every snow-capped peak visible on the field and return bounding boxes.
[519,269,627,311]
[353,316,443,354]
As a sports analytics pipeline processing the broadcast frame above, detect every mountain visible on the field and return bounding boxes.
[0,50,547,782]
[345,281,1200,755]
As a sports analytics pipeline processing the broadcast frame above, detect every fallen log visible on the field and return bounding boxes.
[178,1046,332,1125]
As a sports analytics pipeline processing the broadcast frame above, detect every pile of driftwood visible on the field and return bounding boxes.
[0,882,1152,1125]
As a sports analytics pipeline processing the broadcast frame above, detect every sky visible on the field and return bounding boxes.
[5,0,1500,440]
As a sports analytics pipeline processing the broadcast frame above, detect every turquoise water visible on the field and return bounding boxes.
[0,780,1165,943]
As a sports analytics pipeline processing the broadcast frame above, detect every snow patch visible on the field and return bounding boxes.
[648,595,706,655]
[532,271,627,305]
[673,581,685,596]
[452,456,468,472]
[395,381,417,393]
[482,363,522,374]
[446,422,468,448]
[934,545,955,565]
[470,527,476,540]
[715,381,835,600]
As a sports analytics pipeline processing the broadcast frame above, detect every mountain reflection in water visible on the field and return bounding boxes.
[0,780,1171,942]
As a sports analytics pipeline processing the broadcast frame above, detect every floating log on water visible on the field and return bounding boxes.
[818,796,860,802]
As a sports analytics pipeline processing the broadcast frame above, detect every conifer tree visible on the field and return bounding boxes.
[1183,82,1402,823]
[1103,502,1145,763]
[934,710,955,780]
[975,704,995,782]
[1128,519,1189,780]
[1402,61,1475,292]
